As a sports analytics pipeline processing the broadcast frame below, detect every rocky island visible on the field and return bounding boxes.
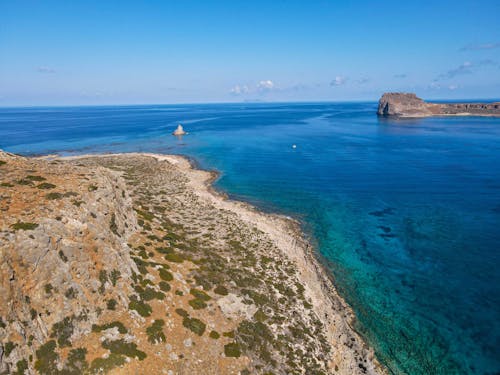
[0,151,384,375]
[377,92,500,118]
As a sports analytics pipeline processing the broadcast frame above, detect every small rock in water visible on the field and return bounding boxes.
[172,124,187,136]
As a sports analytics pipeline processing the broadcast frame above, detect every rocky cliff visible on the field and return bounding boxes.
[377,93,500,117]
[0,151,384,375]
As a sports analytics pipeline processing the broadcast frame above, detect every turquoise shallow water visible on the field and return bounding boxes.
[1,103,499,374]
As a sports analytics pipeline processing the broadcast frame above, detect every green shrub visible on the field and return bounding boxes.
[44,283,53,295]
[17,179,33,185]
[110,270,120,286]
[50,316,74,347]
[46,192,63,200]
[214,285,228,296]
[36,182,56,189]
[110,213,118,236]
[136,285,165,301]
[164,252,184,263]
[146,320,165,344]
[224,342,241,357]
[190,288,211,301]
[58,250,68,262]
[26,175,45,181]
[182,317,206,336]
[107,299,118,310]
[65,287,77,299]
[158,268,173,281]
[209,330,220,339]
[34,340,58,374]
[159,281,171,292]
[92,321,127,334]
[101,339,146,360]
[89,353,125,373]
[14,358,28,375]
[4,341,16,356]
[175,308,188,318]
[11,222,38,231]
[128,296,152,317]
[188,299,207,310]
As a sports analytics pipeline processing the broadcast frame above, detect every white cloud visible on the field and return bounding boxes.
[448,84,459,90]
[330,76,346,86]
[230,80,278,96]
[230,85,250,95]
[257,80,275,91]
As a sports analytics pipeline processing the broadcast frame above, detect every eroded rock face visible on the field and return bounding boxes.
[0,151,384,375]
[377,93,432,117]
[0,151,138,374]
[377,92,500,117]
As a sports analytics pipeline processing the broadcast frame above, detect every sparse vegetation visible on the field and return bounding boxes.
[65,287,77,299]
[50,316,75,347]
[92,321,127,334]
[224,342,241,358]
[146,319,165,343]
[101,339,147,360]
[46,192,63,200]
[182,316,206,336]
[44,283,54,295]
[106,298,117,310]
[110,213,119,236]
[209,330,220,339]
[128,296,152,317]
[4,341,16,357]
[25,175,45,181]
[11,222,38,231]
[89,353,126,374]
[37,182,56,189]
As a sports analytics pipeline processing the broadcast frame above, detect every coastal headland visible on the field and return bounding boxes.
[0,151,384,375]
[377,92,500,118]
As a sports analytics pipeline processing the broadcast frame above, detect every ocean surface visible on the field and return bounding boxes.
[1,102,499,374]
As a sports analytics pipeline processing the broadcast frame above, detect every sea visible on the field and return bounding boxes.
[1,102,499,374]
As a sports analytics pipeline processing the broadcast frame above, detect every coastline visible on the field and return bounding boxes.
[56,152,386,374]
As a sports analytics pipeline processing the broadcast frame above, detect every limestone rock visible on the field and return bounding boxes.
[172,124,186,136]
[377,93,432,117]
[377,92,500,118]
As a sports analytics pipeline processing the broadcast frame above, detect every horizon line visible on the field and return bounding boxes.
[1,96,500,109]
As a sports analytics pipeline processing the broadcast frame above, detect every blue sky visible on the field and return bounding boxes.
[1,0,499,105]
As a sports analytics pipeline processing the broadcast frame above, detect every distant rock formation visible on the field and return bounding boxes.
[377,93,500,118]
[172,124,186,136]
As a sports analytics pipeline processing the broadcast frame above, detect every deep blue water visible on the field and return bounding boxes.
[1,103,499,374]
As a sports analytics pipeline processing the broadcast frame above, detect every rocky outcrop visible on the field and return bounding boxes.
[0,151,138,374]
[172,124,186,136]
[0,151,385,375]
[377,92,500,118]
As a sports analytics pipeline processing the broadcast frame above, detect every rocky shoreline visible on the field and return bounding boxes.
[377,92,500,118]
[0,151,385,374]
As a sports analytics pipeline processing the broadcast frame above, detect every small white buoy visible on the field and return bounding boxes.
[292,144,297,149]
